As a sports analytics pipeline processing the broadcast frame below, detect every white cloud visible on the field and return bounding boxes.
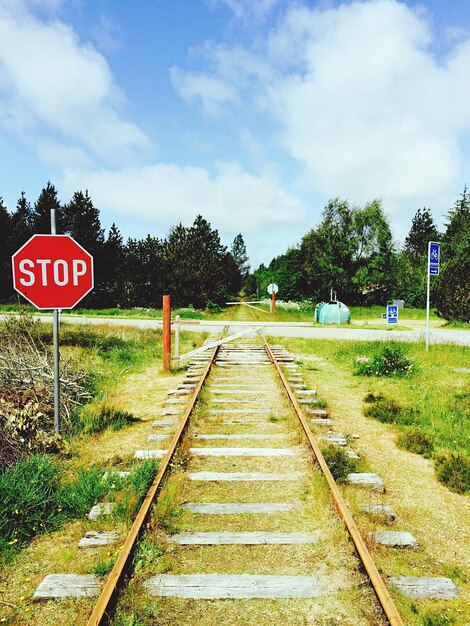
[176,0,470,226]
[207,0,280,23]
[0,1,149,164]
[170,66,240,115]
[171,42,273,114]
[266,0,469,207]
[60,161,305,234]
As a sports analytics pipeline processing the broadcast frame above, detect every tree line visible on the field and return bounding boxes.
[251,191,469,321]
[0,183,248,309]
[0,183,468,320]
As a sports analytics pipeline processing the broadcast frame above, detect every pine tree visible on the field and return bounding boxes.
[162,216,234,307]
[32,182,61,234]
[434,237,470,322]
[9,192,34,250]
[0,198,13,302]
[403,208,440,261]
[61,190,104,306]
[231,234,250,277]
[61,190,104,253]
[435,186,470,320]
[443,185,470,260]
[101,223,125,306]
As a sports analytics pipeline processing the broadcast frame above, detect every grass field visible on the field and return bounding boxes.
[277,337,470,486]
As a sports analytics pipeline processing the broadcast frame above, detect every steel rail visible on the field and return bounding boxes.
[86,339,222,626]
[263,338,405,626]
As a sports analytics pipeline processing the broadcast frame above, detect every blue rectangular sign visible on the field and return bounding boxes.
[429,242,440,276]
[387,304,398,325]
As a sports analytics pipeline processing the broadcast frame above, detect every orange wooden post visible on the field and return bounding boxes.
[162,295,171,372]
[271,290,276,314]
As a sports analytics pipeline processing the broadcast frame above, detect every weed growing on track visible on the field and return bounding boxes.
[320,444,361,482]
[111,460,159,525]
[92,556,117,579]
[150,474,186,534]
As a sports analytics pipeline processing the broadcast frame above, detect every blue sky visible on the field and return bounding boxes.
[1,0,469,267]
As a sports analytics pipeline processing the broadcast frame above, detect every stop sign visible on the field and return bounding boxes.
[12,234,94,309]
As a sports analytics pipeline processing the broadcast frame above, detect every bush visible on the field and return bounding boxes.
[2,401,67,456]
[354,344,417,377]
[363,392,384,404]
[205,300,222,314]
[364,398,416,425]
[0,455,62,551]
[397,427,435,457]
[79,406,139,434]
[321,444,360,482]
[435,452,470,494]
[0,456,115,558]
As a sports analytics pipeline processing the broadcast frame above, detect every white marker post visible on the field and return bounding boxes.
[426,241,441,351]
[174,314,180,367]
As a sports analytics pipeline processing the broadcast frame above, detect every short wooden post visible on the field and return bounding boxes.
[271,290,276,314]
[163,295,171,372]
[174,314,180,367]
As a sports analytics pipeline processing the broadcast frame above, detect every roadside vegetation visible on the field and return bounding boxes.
[280,338,470,494]
[0,315,204,562]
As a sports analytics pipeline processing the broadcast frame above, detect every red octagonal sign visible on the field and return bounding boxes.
[12,235,94,310]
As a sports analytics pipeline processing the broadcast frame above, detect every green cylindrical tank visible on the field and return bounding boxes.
[315,300,350,324]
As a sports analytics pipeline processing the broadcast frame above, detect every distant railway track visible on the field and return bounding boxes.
[82,331,404,626]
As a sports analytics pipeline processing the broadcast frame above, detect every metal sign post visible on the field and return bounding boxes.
[51,209,60,434]
[426,241,440,351]
[267,283,279,314]
[11,222,94,435]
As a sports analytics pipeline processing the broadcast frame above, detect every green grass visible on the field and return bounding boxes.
[31,322,203,433]
[0,455,160,561]
[79,406,140,434]
[0,456,108,558]
[349,305,440,320]
[272,336,470,493]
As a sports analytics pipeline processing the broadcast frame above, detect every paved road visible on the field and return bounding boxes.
[25,314,470,346]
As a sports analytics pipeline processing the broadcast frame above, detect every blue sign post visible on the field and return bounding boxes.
[429,242,440,276]
[426,241,441,351]
[387,304,398,325]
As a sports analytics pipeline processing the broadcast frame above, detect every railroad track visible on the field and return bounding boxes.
[34,332,406,625]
